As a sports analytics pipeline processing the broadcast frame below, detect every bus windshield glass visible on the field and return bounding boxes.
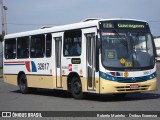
[101,31,154,70]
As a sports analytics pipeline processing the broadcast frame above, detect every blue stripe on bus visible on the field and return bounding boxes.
[99,71,156,83]
[31,61,37,72]
[4,64,25,66]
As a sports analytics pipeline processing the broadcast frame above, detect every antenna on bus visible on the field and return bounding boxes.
[82,18,102,22]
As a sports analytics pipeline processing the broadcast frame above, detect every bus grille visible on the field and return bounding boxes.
[115,85,150,92]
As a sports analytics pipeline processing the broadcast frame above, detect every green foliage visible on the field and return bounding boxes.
[0,34,4,42]
[0,68,3,75]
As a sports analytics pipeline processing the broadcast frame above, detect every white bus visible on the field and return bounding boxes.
[154,38,160,61]
[3,18,157,99]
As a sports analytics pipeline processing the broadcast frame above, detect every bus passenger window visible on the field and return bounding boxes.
[46,34,52,57]
[30,35,45,58]
[17,37,29,59]
[63,29,82,56]
[5,39,16,59]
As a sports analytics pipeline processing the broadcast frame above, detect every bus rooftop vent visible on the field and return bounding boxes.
[40,26,51,29]
[82,18,102,22]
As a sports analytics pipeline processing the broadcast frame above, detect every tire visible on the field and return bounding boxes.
[19,74,30,94]
[71,77,83,99]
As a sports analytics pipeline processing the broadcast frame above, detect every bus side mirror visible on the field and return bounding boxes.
[96,35,101,48]
[95,35,100,72]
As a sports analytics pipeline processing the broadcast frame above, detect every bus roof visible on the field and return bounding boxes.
[4,18,147,39]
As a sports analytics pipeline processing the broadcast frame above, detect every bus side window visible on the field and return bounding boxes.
[46,34,52,57]
[5,39,16,59]
[17,36,29,59]
[63,29,82,56]
[30,35,45,58]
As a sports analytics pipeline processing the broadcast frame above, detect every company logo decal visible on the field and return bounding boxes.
[68,64,72,71]
[25,61,37,72]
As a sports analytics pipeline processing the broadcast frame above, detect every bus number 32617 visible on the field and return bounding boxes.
[38,63,49,70]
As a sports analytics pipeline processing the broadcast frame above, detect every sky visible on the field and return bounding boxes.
[1,0,160,36]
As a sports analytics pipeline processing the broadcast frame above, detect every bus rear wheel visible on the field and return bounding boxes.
[71,77,83,99]
[19,74,30,94]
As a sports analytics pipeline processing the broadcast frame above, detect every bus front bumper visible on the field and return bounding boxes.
[100,78,157,94]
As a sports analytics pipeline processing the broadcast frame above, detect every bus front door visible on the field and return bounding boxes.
[54,37,62,88]
[86,33,96,91]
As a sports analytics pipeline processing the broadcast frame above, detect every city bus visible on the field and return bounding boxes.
[3,18,157,99]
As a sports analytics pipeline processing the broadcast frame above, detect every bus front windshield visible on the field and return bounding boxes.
[101,31,154,70]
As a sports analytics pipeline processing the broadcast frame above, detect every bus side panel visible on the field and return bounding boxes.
[62,76,67,90]
[27,75,55,89]
[3,74,56,89]
[81,77,88,92]
[3,74,17,86]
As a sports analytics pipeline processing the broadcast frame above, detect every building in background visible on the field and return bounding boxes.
[154,38,160,61]
[0,42,2,67]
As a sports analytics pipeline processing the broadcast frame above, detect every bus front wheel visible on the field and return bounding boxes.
[19,74,30,94]
[71,77,83,99]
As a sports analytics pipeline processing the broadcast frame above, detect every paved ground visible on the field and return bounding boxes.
[0,63,160,119]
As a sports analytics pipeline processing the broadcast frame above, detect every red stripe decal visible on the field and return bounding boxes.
[25,61,31,72]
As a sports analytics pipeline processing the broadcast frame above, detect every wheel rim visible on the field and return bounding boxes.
[73,81,81,95]
[20,78,26,91]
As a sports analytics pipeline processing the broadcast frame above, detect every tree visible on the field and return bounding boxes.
[0,34,4,42]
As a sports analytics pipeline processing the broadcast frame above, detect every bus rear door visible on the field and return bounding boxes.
[53,33,63,88]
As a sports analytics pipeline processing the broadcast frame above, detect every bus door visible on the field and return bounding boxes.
[86,33,96,91]
[53,33,63,88]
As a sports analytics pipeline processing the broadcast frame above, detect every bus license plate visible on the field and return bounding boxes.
[130,84,139,89]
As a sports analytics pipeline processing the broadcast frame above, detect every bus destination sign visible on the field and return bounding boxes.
[117,23,145,29]
[103,23,114,29]
[100,21,148,30]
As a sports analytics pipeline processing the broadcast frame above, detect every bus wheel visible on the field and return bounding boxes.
[19,74,30,94]
[71,77,83,99]
[113,93,127,98]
